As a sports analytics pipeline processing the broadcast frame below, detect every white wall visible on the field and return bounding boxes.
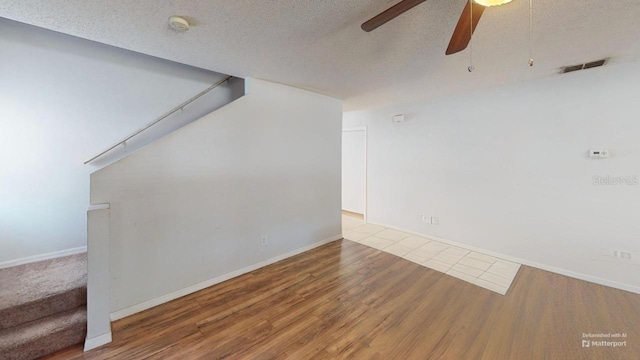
[343,61,640,292]
[342,129,366,214]
[91,78,343,313]
[85,205,111,350]
[0,18,239,265]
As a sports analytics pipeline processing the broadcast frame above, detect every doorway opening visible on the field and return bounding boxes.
[342,127,367,222]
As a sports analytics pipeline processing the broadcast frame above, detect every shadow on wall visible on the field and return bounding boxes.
[87,77,245,169]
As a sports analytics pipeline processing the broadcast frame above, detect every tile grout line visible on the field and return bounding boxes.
[343,217,521,295]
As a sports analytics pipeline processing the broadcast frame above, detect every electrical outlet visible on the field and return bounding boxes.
[598,249,636,263]
[430,217,439,225]
[261,236,268,246]
[421,215,429,223]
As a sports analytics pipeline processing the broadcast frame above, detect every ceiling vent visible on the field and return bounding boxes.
[561,59,608,74]
[583,59,607,69]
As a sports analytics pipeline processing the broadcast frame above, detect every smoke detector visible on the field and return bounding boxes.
[392,114,405,123]
[168,16,190,32]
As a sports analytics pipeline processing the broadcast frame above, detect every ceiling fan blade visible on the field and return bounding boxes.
[446,1,485,55]
[361,0,427,32]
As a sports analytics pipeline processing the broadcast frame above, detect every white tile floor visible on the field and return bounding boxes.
[341,215,521,295]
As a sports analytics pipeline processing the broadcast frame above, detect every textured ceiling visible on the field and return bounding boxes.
[1,0,639,110]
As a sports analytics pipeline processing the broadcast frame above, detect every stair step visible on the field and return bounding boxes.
[0,254,87,330]
[0,306,87,360]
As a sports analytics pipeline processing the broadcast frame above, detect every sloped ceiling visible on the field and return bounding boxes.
[1,0,639,110]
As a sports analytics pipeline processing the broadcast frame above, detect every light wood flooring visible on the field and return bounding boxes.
[46,239,640,359]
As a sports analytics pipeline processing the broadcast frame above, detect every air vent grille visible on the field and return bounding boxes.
[562,64,584,73]
[561,59,608,74]
[584,59,607,69]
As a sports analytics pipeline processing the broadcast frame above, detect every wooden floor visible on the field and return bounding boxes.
[47,240,640,359]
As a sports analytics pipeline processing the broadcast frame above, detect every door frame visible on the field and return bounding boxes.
[342,126,367,223]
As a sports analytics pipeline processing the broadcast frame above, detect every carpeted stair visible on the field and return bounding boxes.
[0,253,87,360]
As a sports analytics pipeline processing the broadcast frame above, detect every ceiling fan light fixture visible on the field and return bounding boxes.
[473,0,513,7]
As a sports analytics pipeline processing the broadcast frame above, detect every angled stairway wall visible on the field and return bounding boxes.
[86,77,245,169]
[89,78,343,326]
[0,17,240,268]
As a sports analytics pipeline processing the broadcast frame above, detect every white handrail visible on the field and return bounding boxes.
[84,76,233,164]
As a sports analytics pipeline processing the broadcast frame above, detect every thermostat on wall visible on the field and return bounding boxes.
[589,149,610,159]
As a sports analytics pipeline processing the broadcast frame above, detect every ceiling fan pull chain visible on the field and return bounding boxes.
[528,0,534,67]
[468,0,475,72]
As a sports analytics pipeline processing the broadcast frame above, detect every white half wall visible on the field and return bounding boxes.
[343,61,640,291]
[91,78,343,313]
[85,204,111,351]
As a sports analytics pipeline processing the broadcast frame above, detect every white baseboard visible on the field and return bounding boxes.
[84,332,112,351]
[370,221,640,295]
[0,246,87,269]
[110,234,343,321]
